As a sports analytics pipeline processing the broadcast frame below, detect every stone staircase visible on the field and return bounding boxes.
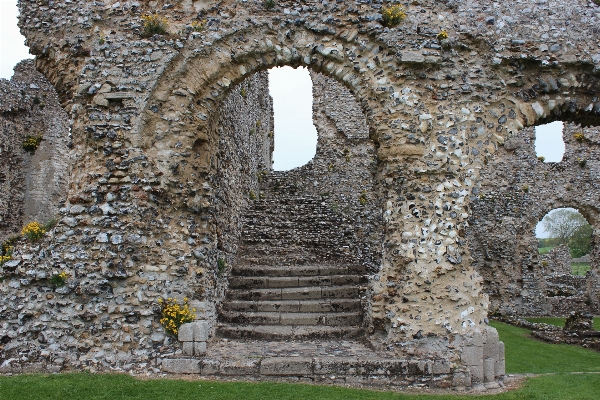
[216,173,367,340]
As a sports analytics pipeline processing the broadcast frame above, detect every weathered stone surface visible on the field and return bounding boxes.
[1,0,599,387]
[260,357,313,376]
[468,123,600,316]
[161,359,201,374]
[0,60,71,242]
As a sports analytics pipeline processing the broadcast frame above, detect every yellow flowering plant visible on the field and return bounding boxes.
[437,30,449,40]
[50,271,70,287]
[381,5,406,27]
[191,19,207,32]
[22,222,46,241]
[0,243,13,266]
[23,135,42,153]
[141,13,169,37]
[574,132,585,142]
[158,297,196,336]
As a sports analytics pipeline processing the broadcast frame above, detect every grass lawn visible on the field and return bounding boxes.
[1,322,599,399]
[524,317,600,331]
[571,262,590,276]
[538,246,553,255]
[0,372,599,400]
[490,321,600,374]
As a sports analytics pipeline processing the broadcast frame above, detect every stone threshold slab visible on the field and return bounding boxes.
[159,339,464,388]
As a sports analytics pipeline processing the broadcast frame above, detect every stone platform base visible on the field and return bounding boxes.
[160,339,474,389]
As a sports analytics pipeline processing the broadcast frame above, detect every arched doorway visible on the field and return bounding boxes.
[209,67,382,340]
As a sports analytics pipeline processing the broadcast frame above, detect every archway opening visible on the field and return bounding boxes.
[210,66,382,341]
[268,66,318,171]
[536,208,591,276]
[535,121,564,162]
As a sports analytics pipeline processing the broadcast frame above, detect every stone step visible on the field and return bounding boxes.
[216,323,366,340]
[221,299,362,313]
[219,311,362,326]
[226,285,361,301]
[232,265,366,277]
[229,274,366,289]
[236,256,358,267]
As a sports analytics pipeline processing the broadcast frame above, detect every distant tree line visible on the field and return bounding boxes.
[538,209,592,258]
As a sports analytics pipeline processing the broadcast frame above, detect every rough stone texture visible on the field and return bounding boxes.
[6,0,600,386]
[540,244,572,276]
[0,59,71,242]
[468,123,600,316]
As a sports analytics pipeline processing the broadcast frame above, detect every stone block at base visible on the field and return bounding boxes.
[161,358,201,374]
[261,357,313,376]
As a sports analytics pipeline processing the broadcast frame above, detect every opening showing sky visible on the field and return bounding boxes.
[535,121,565,162]
[268,66,317,171]
[0,0,31,79]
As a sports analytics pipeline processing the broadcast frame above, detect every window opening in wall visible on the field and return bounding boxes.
[535,121,564,162]
[536,208,591,276]
[268,66,318,171]
[0,0,33,79]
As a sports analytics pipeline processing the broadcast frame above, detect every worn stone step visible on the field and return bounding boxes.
[229,274,366,289]
[226,285,361,301]
[216,323,366,340]
[219,311,363,326]
[232,265,367,277]
[221,299,362,313]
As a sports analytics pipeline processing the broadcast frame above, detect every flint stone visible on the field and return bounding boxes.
[70,205,86,215]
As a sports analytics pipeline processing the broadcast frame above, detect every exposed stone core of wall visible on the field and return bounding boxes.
[468,123,600,316]
[4,0,600,385]
[541,244,572,276]
[0,59,71,243]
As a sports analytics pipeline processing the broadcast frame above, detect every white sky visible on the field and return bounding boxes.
[268,66,317,171]
[0,0,31,79]
[535,121,564,162]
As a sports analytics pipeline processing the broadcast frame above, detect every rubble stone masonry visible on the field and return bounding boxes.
[1,0,600,387]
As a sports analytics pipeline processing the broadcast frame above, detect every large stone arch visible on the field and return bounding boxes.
[7,0,600,385]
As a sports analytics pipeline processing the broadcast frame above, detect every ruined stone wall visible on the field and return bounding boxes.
[210,72,273,296]
[468,123,600,316]
[541,244,572,276]
[2,0,600,385]
[0,60,71,243]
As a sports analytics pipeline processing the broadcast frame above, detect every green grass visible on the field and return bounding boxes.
[538,246,553,255]
[524,317,600,331]
[571,262,590,276]
[490,321,600,374]
[1,372,600,400]
[1,322,600,399]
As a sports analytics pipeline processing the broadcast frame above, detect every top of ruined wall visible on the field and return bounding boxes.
[17,0,600,105]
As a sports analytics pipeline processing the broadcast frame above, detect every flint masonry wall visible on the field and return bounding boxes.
[0,60,71,243]
[540,244,572,276]
[468,123,600,316]
[3,0,600,385]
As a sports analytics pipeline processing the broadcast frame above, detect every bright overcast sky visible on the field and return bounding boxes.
[0,0,32,79]
[269,66,317,171]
